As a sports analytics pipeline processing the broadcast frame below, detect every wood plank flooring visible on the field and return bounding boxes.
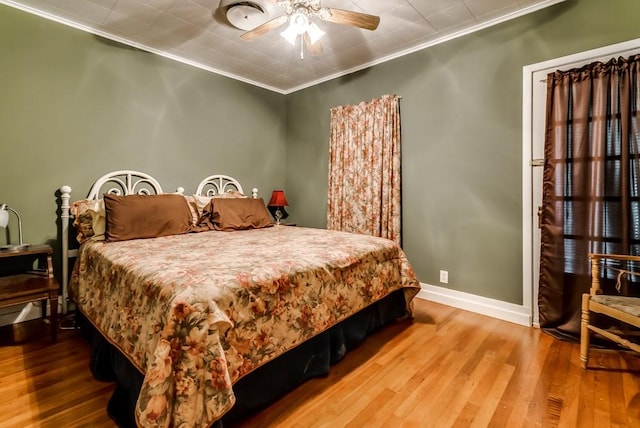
[1,299,640,427]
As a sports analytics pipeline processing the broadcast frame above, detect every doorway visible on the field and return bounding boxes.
[522,38,640,326]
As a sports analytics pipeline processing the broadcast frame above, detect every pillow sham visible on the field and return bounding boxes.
[205,197,273,231]
[193,195,214,218]
[104,193,193,242]
[69,199,106,243]
[183,195,201,226]
[215,190,247,199]
[186,191,249,224]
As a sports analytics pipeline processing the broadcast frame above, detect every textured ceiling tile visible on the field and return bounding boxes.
[3,0,566,93]
[409,0,463,17]
[464,0,520,17]
[426,3,476,32]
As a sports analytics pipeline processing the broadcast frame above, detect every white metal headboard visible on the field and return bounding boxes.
[196,174,258,199]
[59,170,180,314]
[86,170,169,199]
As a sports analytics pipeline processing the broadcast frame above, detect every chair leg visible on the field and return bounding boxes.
[580,294,591,369]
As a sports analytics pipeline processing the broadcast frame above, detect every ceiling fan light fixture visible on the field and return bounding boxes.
[306,22,324,44]
[280,24,298,45]
[290,11,309,34]
[239,1,380,59]
[318,7,330,21]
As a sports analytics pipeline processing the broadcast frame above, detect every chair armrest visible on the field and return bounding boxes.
[588,253,640,296]
[589,253,640,263]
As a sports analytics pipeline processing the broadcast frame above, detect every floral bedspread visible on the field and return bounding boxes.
[70,226,420,427]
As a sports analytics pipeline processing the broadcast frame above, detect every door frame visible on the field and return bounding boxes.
[522,38,640,327]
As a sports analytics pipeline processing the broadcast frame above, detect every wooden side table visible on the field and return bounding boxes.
[0,244,59,342]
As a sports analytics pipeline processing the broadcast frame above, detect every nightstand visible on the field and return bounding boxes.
[0,244,58,342]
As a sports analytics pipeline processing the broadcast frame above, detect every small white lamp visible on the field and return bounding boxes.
[0,203,29,251]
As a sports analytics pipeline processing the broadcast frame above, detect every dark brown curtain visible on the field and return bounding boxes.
[539,54,640,340]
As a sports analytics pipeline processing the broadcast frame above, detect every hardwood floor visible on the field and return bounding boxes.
[1,299,640,427]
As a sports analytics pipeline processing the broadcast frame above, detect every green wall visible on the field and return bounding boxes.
[0,6,286,264]
[285,0,640,304]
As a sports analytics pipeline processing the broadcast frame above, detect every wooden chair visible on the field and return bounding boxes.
[580,253,640,369]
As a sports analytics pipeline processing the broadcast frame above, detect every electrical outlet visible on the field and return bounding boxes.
[439,270,449,284]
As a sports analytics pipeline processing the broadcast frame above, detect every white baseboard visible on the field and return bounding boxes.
[417,283,533,327]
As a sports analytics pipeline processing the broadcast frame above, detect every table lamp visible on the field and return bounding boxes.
[268,190,289,225]
[0,203,29,251]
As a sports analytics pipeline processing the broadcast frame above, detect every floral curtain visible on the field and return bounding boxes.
[327,94,402,244]
[539,55,640,340]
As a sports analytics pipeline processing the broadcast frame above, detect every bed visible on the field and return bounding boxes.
[60,170,420,428]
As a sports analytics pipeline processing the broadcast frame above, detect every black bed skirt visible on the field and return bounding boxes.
[79,289,409,427]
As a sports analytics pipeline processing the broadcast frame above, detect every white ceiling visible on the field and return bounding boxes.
[2,0,564,94]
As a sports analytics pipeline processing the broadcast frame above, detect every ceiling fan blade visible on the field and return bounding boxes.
[323,8,380,31]
[240,15,288,41]
[303,33,324,56]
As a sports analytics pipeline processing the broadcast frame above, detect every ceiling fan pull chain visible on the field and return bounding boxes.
[300,38,304,60]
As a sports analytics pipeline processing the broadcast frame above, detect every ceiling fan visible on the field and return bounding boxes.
[239,0,380,59]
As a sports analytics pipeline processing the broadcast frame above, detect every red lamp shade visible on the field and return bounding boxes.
[268,190,289,207]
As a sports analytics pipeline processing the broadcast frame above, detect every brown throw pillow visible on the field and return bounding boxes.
[104,193,193,242]
[209,198,273,231]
